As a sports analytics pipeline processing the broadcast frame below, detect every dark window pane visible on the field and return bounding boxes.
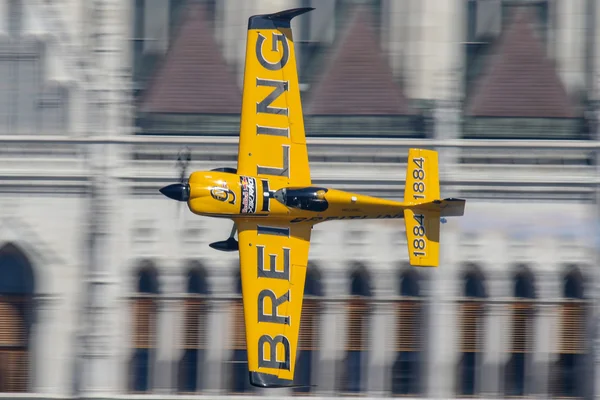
[345,350,362,392]
[132,348,150,392]
[391,351,420,395]
[460,352,476,396]
[293,350,313,393]
[178,349,198,392]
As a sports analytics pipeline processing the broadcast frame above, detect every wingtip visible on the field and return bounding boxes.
[248,7,314,30]
[249,372,295,388]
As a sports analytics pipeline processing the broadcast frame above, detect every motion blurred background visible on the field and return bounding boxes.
[0,0,598,398]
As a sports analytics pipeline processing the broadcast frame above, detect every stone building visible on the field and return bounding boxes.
[0,0,599,398]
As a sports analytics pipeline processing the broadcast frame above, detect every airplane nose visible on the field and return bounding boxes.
[159,183,190,202]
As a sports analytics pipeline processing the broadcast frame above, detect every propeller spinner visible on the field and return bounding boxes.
[159,146,191,202]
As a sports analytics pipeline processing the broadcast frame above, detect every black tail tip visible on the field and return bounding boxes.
[249,372,316,389]
[248,7,314,29]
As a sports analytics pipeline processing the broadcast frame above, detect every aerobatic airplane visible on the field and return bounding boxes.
[159,7,465,388]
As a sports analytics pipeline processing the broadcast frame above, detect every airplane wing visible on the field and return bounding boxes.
[236,8,313,187]
[235,219,312,387]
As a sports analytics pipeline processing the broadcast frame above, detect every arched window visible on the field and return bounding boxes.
[504,266,535,396]
[229,269,253,394]
[391,267,422,395]
[129,260,159,393]
[340,263,372,394]
[293,263,323,394]
[552,266,586,398]
[0,243,35,392]
[457,264,486,396]
[178,261,209,393]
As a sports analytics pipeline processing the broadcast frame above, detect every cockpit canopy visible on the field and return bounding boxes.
[273,187,329,212]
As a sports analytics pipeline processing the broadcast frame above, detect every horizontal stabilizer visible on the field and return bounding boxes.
[436,198,466,217]
[417,198,466,217]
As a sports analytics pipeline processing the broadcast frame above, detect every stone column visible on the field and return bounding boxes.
[368,270,396,395]
[206,270,235,393]
[319,266,346,395]
[535,271,561,398]
[426,225,462,399]
[592,11,600,395]
[77,0,131,395]
[483,270,510,396]
[32,295,59,394]
[160,297,181,393]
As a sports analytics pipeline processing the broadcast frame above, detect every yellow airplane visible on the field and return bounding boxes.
[159,7,465,388]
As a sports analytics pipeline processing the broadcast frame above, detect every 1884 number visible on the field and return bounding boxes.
[412,213,426,257]
[412,157,426,199]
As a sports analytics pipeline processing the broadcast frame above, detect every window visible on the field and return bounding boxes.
[0,243,34,393]
[457,266,486,396]
[391,268,422,395]
[504,268,535,397]
[339,264,372,394]
[551,267,586,398]
[178,262,209,393]
[293,263,323,394]
[129,261,159,393]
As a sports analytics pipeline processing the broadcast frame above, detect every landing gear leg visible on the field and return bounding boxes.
[209,222,239,252]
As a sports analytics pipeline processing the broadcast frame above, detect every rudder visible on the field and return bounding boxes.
[404,148,440,204]
[404,208,440,267]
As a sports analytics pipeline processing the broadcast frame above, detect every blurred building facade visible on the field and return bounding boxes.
[0,0,599,398]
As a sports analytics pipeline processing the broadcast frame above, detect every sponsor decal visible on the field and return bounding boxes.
[210,187,236,204]
[240,176,257,214]
[210,181,236,204]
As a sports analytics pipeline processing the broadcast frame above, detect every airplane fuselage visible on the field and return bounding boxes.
[185,170,408,224]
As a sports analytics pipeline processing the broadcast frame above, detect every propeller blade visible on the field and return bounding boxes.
[176,146,191,183]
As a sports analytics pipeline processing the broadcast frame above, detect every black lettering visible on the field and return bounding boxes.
[255,32,289,71]
[290,217,307,223]
[414,214,424,225]
[412,157,424,169]
[257,225,289,237]
[257,246,290,280]
[413,238,426,250]
[258,290,291,325]
[258,335,291,370]
[256,78,289,116]
[257,125,289,137]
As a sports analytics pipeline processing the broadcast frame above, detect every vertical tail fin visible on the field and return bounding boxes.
[404,208,440,267]
[404,148,440,204]
[403,148,441,267]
